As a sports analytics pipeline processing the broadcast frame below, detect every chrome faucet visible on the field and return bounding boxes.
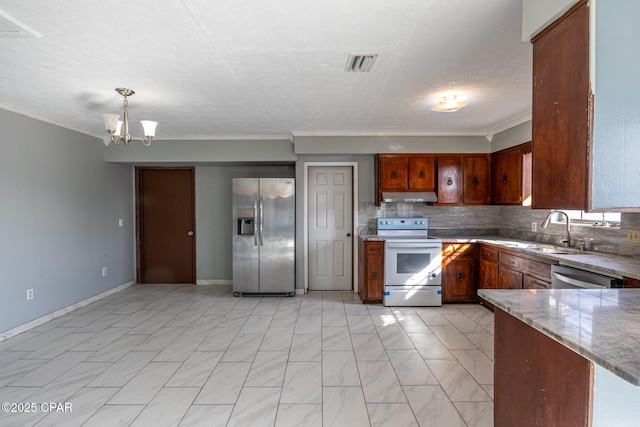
[541,210,571,247]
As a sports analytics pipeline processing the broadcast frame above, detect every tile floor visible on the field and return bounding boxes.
[0,284,495,427]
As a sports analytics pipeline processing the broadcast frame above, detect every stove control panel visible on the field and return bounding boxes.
[377,217,428,231]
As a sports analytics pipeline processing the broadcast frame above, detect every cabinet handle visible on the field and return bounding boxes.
[486,277,491,285]
[372,271,378,279]
[419,170,425,178]
[502,174,507,184]
[456,272,463,281]
[472,177,479,185]
[391,170,397,179]
[446,177,453,185]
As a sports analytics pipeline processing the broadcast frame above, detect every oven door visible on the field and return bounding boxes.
[384,242,442,286]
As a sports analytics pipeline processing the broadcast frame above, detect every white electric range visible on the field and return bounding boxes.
[377,217,443,307]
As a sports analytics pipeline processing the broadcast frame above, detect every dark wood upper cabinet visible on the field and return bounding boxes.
[436,154,490,206]
[463,155,491,205]
[375,154,436,205]
[532,0,590,210]
[378,156,408,191]
[491,143,531,205]
[375,153,494,206]
[408,157,436,191]
[437,156,462,204]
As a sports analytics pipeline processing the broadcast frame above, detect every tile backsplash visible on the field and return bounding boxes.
[358,203,640,257]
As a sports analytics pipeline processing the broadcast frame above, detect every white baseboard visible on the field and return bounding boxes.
[295,288,306,295]
[196,279,233,286]
[0,281,135,342]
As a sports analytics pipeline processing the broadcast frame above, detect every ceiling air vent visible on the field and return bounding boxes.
[0,9,42,38]
[344,54,378,72]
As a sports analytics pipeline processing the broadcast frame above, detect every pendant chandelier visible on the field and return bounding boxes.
[101,88,158,146]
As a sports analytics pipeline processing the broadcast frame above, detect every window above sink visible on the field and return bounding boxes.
[547,210,621,228]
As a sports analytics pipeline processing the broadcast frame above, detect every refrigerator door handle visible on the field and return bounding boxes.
[259,198,264,246]
[253,199,259,246]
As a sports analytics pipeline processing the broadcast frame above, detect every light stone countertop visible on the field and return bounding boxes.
[438,236,640,280]
[478,288,640,387]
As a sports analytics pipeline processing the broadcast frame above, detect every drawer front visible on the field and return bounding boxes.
[480,246,499,262]
[499,252,551,279]
[365,242,384,256]
[443,243,475,258]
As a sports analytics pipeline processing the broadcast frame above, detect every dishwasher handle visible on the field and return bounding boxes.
[552,272,608,289]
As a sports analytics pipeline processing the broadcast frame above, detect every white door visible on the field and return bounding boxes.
[308,166,353,291]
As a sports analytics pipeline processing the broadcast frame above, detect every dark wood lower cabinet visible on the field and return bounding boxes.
[359,239,384,303]
[498,266,523,289]
[623,277,640,288]
[495,308,592,427]
[442,243,476,303]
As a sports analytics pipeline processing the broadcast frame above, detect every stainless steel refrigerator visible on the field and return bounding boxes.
[232,178,295,296]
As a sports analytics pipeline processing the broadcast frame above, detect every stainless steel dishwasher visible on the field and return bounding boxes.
[551,264,623,289]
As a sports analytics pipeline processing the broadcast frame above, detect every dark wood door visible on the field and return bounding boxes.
[442,257,475,302]
[408,156,436,191]
[463,155,490,204]
[378,156,408,191]
[358,240,384,303]
[491,148,523,205]
[498,266,523,289]
[137,168,195,283]
[479,259,498,290]
[437,156,462,204]
[532,1,589,210]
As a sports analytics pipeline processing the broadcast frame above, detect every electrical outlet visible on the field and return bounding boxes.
[628,230,640,244]
[118,219,123,227]
[102,267,107,276]
[629,230,634,243]
[531,222,537,232]
[27,289,34,300]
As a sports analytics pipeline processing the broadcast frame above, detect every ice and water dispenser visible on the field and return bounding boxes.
[236,209,255,235]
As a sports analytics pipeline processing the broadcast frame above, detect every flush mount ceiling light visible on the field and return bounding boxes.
[101,88,158,146]
[430,95,469,112]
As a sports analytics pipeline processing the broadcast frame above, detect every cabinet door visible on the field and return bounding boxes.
[378,156,408,191]
[360,241,384,303]
[532,2,589,210]
[523,275,551,290]
[443,257,476,302]
[499,266,523,289]
[438,156,463,204]
[491,148,523,205]
[463,155,490,204]
[408,157,436,191]
[479,259,498,290]
[365,255,384,301]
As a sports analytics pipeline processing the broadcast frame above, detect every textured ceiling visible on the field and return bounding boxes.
[0,0,532,140]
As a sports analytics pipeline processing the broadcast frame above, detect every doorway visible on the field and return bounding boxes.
[136,167,196,283]
[306,164,357,291]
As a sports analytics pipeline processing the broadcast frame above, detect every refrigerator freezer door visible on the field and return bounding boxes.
[232,178,260,294]
[259,178,295,294]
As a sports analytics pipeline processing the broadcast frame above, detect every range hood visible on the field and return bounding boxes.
[382,192,438,203]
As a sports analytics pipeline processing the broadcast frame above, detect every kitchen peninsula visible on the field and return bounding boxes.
[479,288,640,427]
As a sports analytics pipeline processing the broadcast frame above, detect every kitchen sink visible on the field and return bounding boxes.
[529,247,587,255]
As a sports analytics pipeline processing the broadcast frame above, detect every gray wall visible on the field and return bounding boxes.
[0,109,134,333]
[195,165,295,281]
[490,120,531,152]
[293,135,490,154]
